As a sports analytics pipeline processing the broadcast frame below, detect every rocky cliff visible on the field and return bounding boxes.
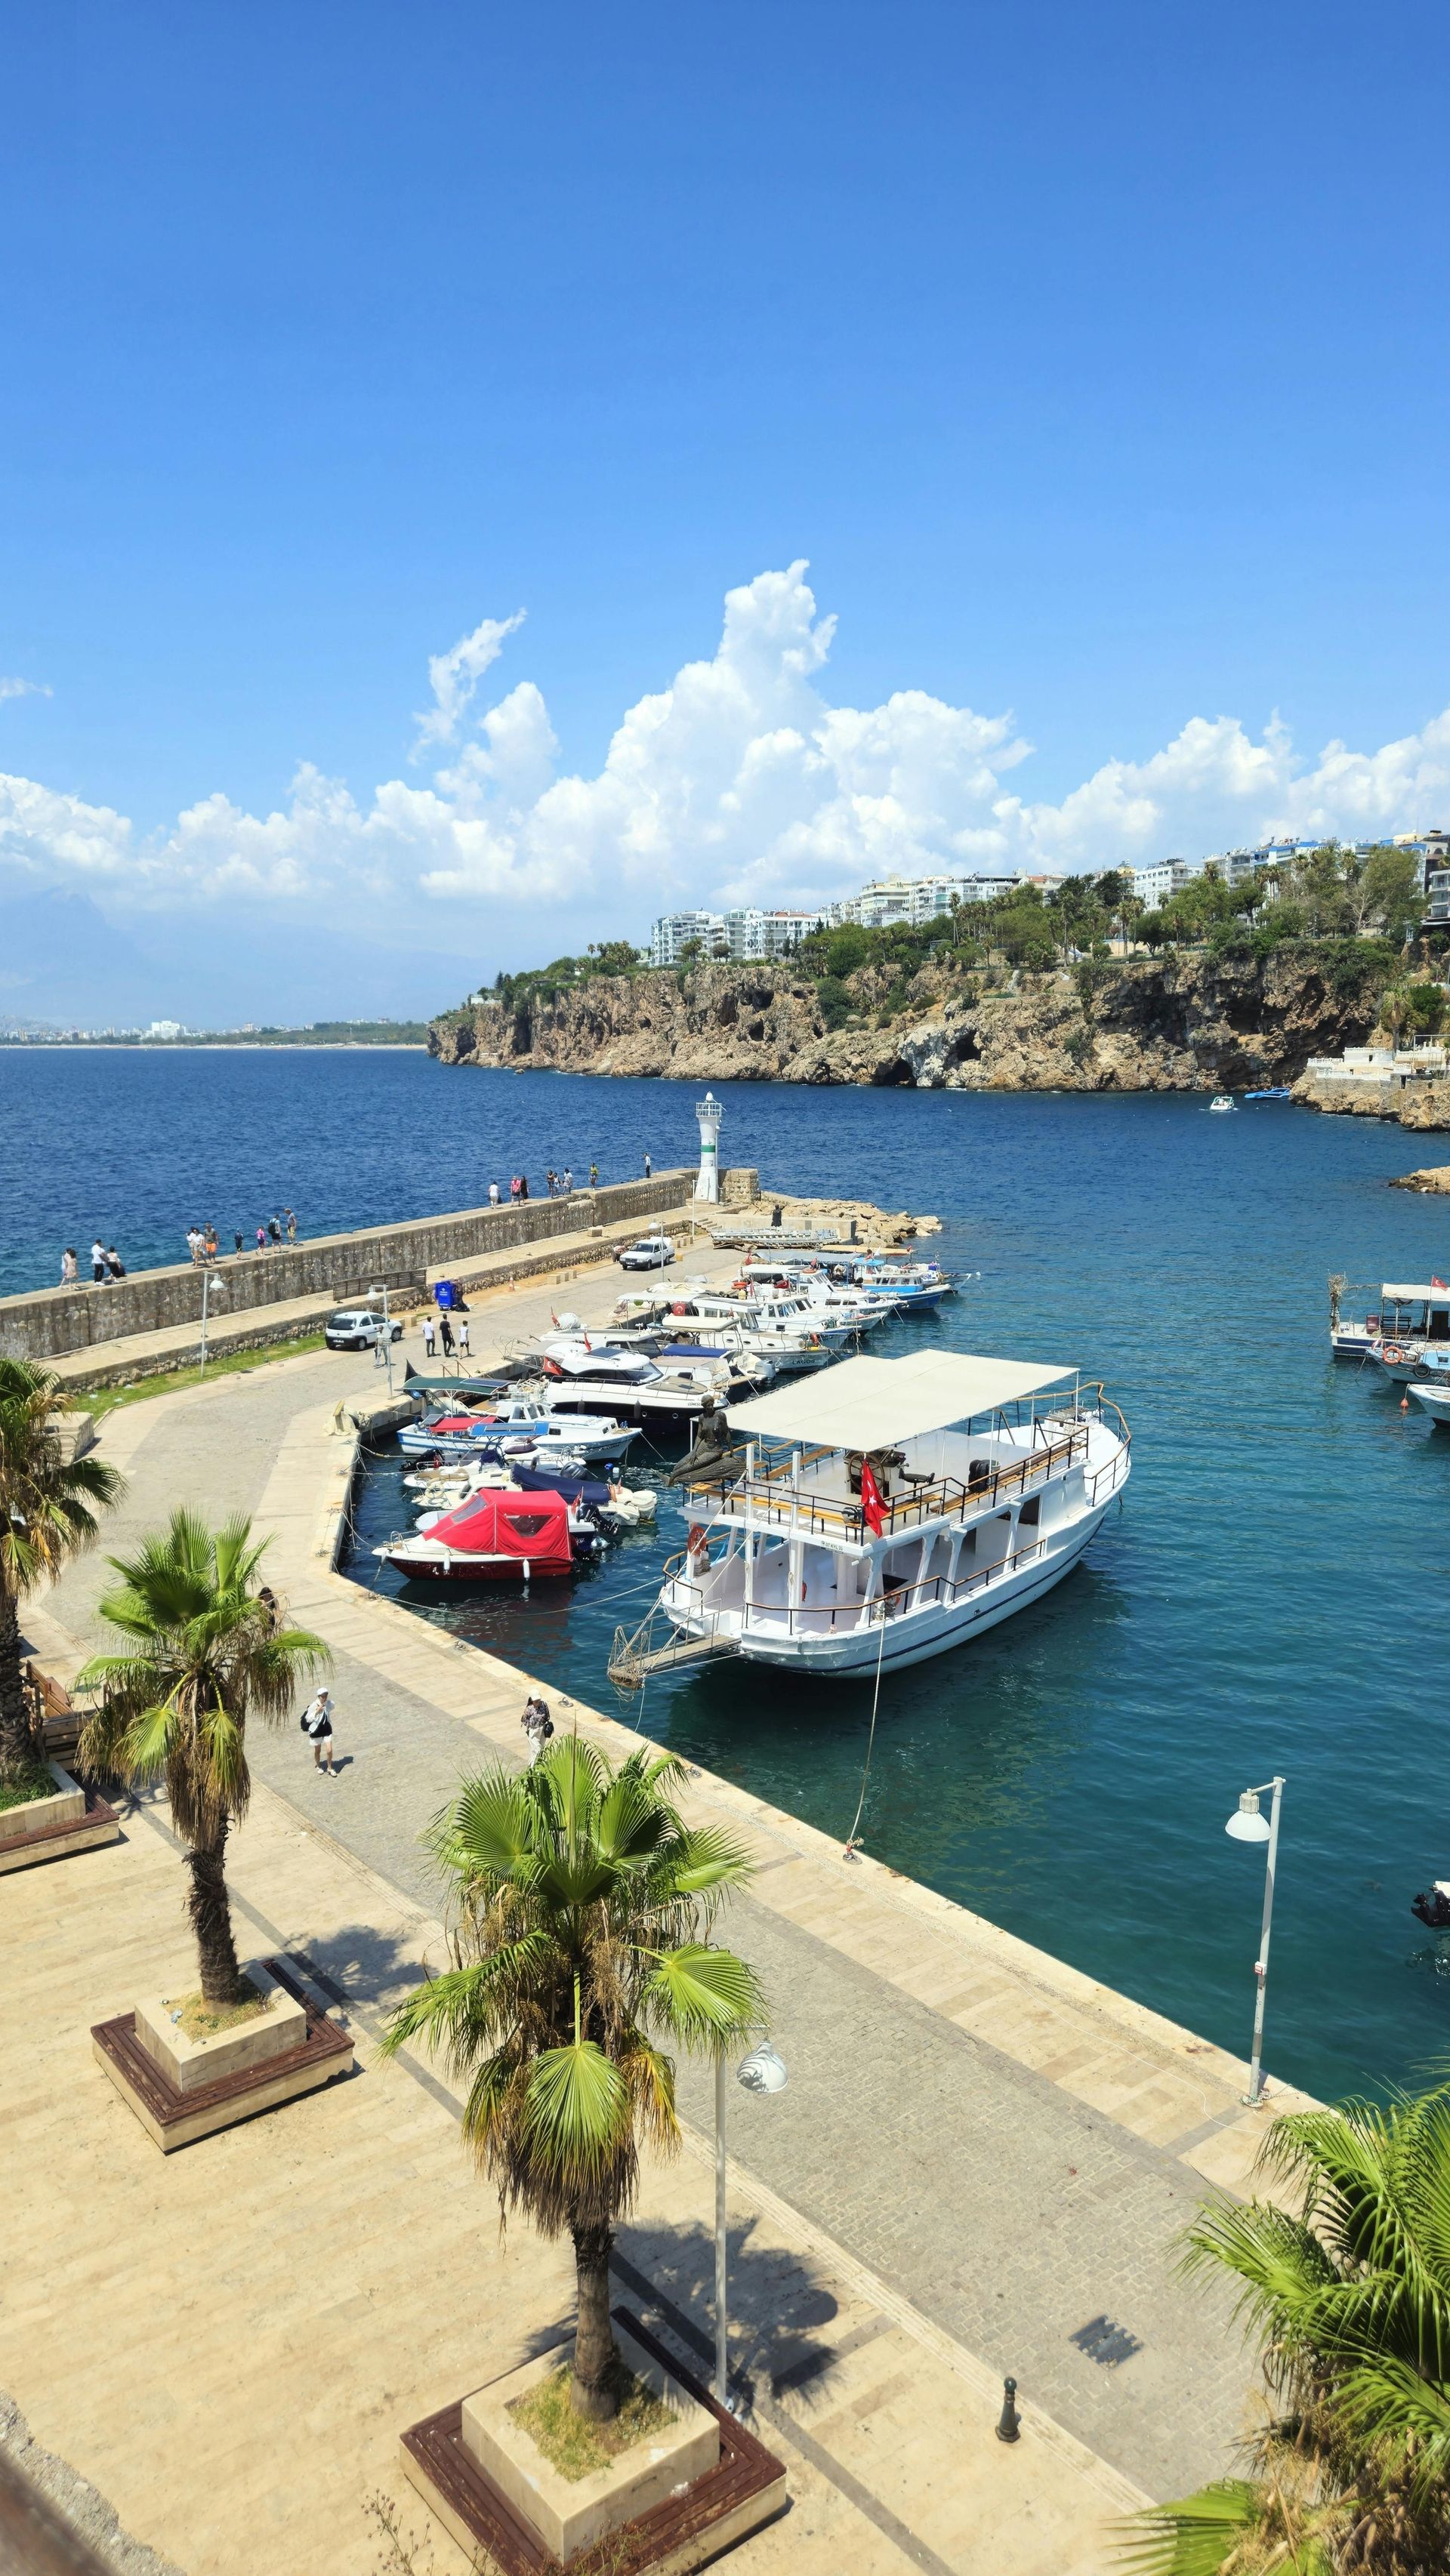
[430,952,1381,1092]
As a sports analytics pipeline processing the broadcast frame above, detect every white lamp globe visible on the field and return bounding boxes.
[1225,1792,1271,1844]
[736,2043,788,2097]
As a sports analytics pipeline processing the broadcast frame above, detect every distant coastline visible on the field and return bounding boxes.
[0,1037,430,1053]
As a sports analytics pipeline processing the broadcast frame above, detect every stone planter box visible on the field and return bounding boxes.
[0,1764,121,1875]
[92,1956,354,2151]
[400,2311,786,2576]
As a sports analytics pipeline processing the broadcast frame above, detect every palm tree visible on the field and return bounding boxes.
[0,1357,125,1790]
[77,1510,329,2004]
[1121,2086,1450,2572]
[382,1736,764,2423]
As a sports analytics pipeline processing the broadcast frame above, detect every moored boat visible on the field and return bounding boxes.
[609,1348,1130,1684]
[375,1487,588,1581]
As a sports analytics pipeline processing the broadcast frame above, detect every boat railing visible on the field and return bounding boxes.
[700,1428,1091,1538]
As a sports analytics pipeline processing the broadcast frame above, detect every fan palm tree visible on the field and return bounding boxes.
[0,1357,125,1789]
[382,1735,764,2423]
[1120,2085,1450,2573]
[77,1509,329,2004]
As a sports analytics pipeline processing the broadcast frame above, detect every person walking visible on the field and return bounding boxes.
[589,1161,598,1188]
[299,1686,338,1775]
[233,1231,244,1256]
[563,1166,572,1194]
[105,1245,126,1280]
[545,1166,556,1197]
[422,1312,436,1361]
[439,1312,455,1360]
[458,1317,470,1359]
[255,1225,267,1253]
[268,1215,282,1246]
[60,1247,78,1285]
[520,1692,553,1764]
[186,1226,203,1265]
[91,1237,108,1283]
[519,1172,529,1200]
[285,1208,297,1245]
[203,1225,218,1261]
[488,1179,499,1206]
[643,1151,652,1179]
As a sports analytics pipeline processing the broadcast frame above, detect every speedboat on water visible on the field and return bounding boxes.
[610,1348,1130,1683]
[847,1257,956,1311]
[1243,1086,1291,1101]
[1209,1095,1236,1113]
[1407,1380,1450,1425]
[398,1395,639,1462]
[375,1488,594,1582]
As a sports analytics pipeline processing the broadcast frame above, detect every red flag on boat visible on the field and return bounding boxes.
[859,1459,886,1534]
[1433,1277,1448,1290]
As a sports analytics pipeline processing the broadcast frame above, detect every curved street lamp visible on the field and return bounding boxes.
[199,1268,226,1378]
[1225,1775,1285,2107]
[715,2043,788,2406]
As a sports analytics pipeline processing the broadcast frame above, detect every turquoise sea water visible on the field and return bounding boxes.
[7,1048,1450,2101]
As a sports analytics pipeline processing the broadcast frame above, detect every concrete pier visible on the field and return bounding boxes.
[8,1245,1307,2574]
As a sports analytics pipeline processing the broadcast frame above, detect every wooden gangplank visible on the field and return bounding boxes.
[607,1624,740,1687]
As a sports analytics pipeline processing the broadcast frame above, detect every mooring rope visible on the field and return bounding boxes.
[842,1607,888,1862]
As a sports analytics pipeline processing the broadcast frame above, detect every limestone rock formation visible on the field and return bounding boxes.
[431,952,1381,1095]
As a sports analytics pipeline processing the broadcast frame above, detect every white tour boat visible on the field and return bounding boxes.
[610,1349,1130,1684]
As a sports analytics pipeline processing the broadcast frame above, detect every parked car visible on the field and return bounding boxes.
[616,1235,676,1272]
[325,1306,404,1351]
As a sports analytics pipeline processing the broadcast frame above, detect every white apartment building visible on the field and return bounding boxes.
[842,872,1024,928]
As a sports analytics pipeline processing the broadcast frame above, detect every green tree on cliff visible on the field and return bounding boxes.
[0,1358,124,1791]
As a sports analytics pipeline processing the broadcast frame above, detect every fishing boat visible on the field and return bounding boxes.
[375,1488,588,1582]
[609,1349,1130,1684]
[847,1256,956,1310]
[1361,1283,1450,1379]
[1405,1376,1450,1423]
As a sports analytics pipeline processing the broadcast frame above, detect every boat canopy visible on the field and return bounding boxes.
[725,1351,1075,1452]
[426,1489,574,1570]
[1381,1283,1450,1303]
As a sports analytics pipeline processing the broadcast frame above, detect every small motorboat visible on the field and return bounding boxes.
[1407,1381,1450,1426]
[375,1487,593,1582]
[1412,1881,1450,1930]
[1243,1086,1291,1101]
[398,1397,638,1462]
[1208,1095,1236,1113]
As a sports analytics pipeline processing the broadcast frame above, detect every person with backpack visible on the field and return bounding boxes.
[300,1686,338,1775]
[520,1693,553,1764]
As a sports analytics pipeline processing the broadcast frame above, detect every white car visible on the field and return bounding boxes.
[325,1306,404,1351]
[616,1235,676,1271]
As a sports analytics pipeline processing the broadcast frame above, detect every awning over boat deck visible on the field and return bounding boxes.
[1381,1283,1450,1302]
[725,1351,1075,1452]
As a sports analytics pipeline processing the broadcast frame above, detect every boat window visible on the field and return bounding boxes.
[506,1514,553,1537]
[1019,1495,1041,1527]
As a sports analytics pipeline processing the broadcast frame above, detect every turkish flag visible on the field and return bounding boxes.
[1433,1277,1448,1290]
[859,1459,886,1534]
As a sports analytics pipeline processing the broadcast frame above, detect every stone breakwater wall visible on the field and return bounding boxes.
[1292,1074,1450,1131]
[432,952,1381,1092]
[0,1173,693,1364]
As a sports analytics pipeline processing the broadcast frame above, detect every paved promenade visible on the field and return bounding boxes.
[10,1244,1307,2571]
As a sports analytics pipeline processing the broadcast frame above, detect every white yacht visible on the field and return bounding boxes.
[610,1350,1130,1683]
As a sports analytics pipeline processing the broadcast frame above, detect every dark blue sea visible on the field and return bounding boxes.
[7,1046,1450,2103]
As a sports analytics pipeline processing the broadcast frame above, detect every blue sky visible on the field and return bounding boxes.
[2,1,1448,1020]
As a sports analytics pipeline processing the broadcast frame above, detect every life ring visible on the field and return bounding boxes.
[1383,1344,1405,1363]
[687,1524,708,1552]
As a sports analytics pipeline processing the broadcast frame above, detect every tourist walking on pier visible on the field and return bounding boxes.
[91,1237,109,1283]
[422,1313,436,1360]
[268,1215,282,1246]
[300,1686,338,1775]
[563,1166,572,1194]
[186,1226,203,1265]
[106,1246,126,1280]
[233,1231,243,1256]
[60,1247,77,1285]
[488,1180,499,1206]
[458,1318,470,1359]
[643,1151,652,1179]
[439,1313,455,1360]
[520,1693,553,1763]
[255,1225,267,1253]
[589,1161,597,1188]
[203,1225,218,1261]
[285,1208,297,1244]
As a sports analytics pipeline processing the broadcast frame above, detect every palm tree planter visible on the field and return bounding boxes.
[79,1510,354,2151]
[0,1357,125,1870]
[388,1739,788,2571]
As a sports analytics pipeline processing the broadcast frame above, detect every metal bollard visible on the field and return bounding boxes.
[995,2374,1020,2443]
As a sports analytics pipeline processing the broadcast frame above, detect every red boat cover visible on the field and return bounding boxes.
[426,1489,573,1573]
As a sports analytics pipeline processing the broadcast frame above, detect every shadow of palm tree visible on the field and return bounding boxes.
[614,2208,875,2420]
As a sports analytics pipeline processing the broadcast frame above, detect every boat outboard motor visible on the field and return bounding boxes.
[1411,1884,1450,1930]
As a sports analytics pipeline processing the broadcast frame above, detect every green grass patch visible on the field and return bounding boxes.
[508,2364,673,2481]
[0,1758,60,1813]
[73,1333,329,1422]
[165,1974,270,2041]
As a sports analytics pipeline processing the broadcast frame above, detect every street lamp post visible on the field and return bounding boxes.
[199,1268,226,1377]
[1224,1775,1285,2107]
[715,2042,788,2407]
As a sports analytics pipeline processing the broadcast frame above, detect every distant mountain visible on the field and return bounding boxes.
[0,887,470,1028]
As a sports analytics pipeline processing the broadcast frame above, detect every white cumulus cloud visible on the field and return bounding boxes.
[0,676,52,704]
[3,567,1450,941]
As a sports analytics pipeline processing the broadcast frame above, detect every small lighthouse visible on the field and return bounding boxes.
[694,1091,723,1202]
